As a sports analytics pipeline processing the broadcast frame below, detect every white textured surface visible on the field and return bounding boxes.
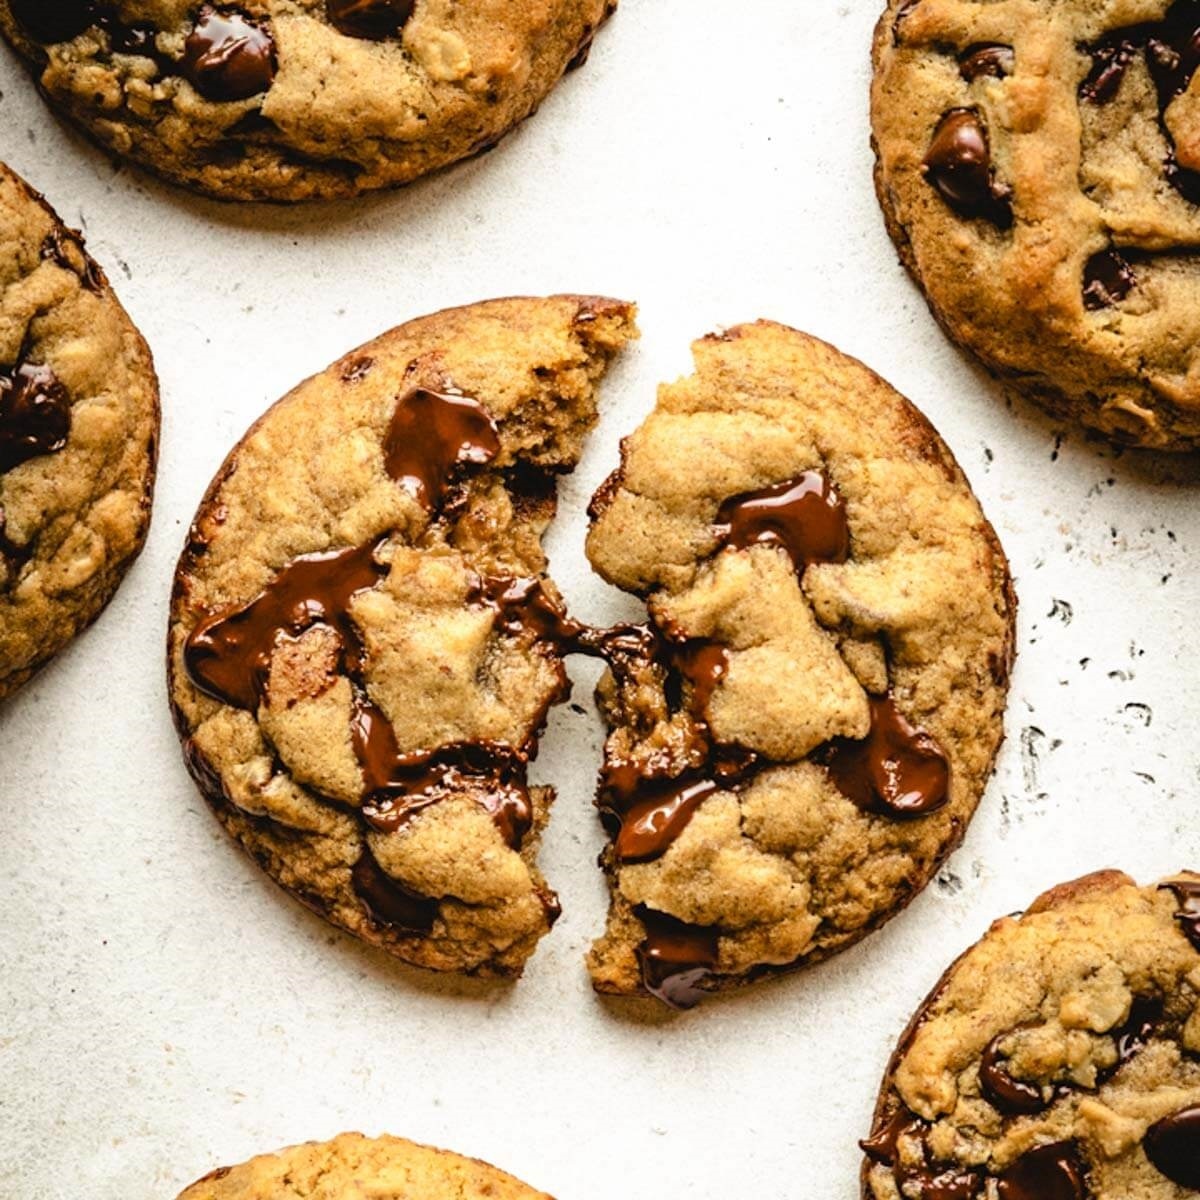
[2,2,1199,1196]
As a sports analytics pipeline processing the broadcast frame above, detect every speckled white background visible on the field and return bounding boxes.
[1,2,1198,1196]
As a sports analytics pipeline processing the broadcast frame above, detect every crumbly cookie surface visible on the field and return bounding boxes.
[863,871,1200,1199]
[177,1132,552,1199]
[0,0,615,202]
[0,161,158,700]
[872,0,1200,450]
[167,295,637,977]
[584,321,1015,1007]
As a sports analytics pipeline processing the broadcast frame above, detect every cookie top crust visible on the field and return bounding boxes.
[177,1132,552,1198]
[583,320,1015,1007]
[0,161,158,700]
[872,0,1200,450]
[0,1,615,202]
[167,295,637,978]
[863,871,1200,1199]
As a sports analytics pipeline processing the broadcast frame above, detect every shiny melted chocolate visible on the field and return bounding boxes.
[384,388,502,511]
[714,470,850,575]
[635,906,721,1010]
[326,0,415,40]
[184,540,387,711]
[353,695,533,850]
[0,360,71,474]
[179,6,277,102]
[1144,1105,1200,1188]
[995,1141,1087,1200]
[922,108,1014,227]
[861,1106,982,1198]
[1162,877,1200,950]
[351,844,438,934]
[818,693,950,818]
[979,1033,1048,1114]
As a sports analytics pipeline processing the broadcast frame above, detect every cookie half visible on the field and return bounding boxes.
[584,321,1015,1007]
[168,295,637,977]
[178,1132,551,1199]
[0,161,159,700]
[0,1,616,202]
[872,0,1200,450]
[862,870,1200,1199]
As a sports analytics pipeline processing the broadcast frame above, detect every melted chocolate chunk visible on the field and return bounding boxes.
[980,1033,1047,1114]
[996,1141,1087,1200]
[354,696,533,850]
[184,540,387,710]
[180,7,277,103]
[327,0,415,40]
[1144,1106,1200,1188]
[1162,877,1200,949]
[384,388,502,512]
[351,845,438,934]
[959,43,1014,81]
[9,0,100,42]
[818,693,950,818]
[1083,249,1136,310]
[470,575,583,646]
[1105,994,1163,1080]
[635,906,720,1009]
[608,775,721,863]
[714,471,850,576]
[0,360,71,474]
[922,109,1014,227]
[670,640,730,721]
[40,228,104,292]
[862,1105,981,1199]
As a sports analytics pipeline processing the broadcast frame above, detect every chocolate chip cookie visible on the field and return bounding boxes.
[0,0,615,202]
[872,0,1200,450]
[863,870,1200,1199]
[584,321,1015,1008]
[168,295,637,977]
[0,162,159,700]
[177,1132,551,1198]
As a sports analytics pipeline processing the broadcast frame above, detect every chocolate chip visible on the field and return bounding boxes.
[180,6,276,103]
[979,1033,1047,1114]
[0,360,71,474]
[184,539,388,710]
[1161,877,1200,950]
[351,845,438,933]
[818,693,951,819]
[1081,5,1200,201]
[1080,35,1142,104]
[1104,994,1163,1080]
[714,471,850,575]
[922,109,1013,227]
[327,0,415,40]
[959,43,1014,81]
[996,1142,1088,1200]
[1144,1106,1200,1188]
[608,776,721,863]
[1083,249,1136,310]
[9,0,100,43]
[635,906,720,1009]
[384,388,502,512]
